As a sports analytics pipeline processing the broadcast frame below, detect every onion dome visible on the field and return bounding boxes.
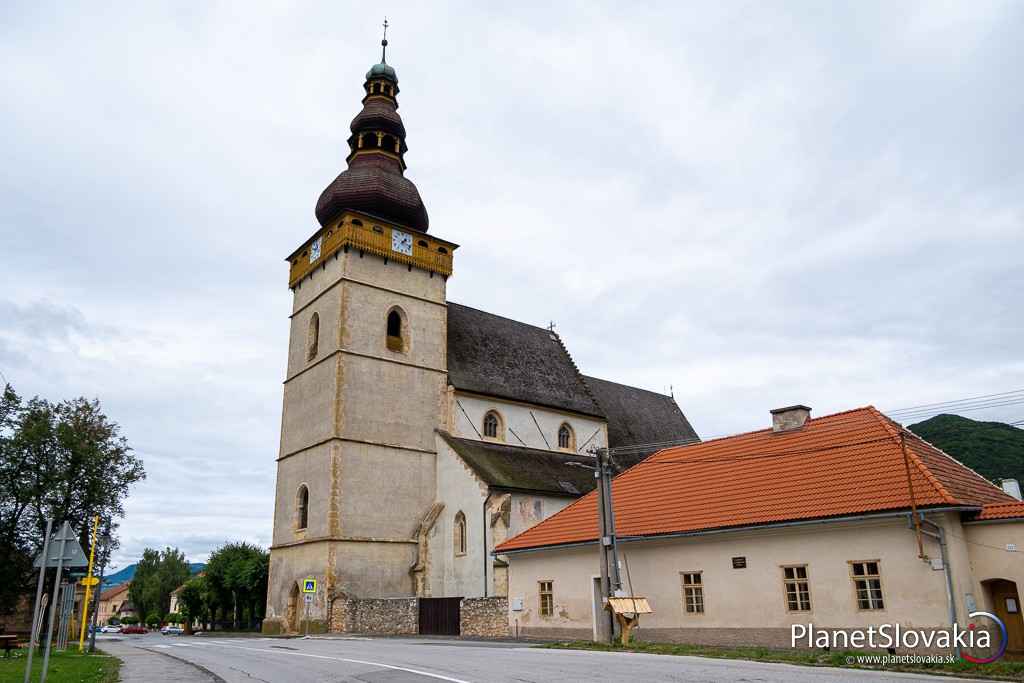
[315,36,428,232]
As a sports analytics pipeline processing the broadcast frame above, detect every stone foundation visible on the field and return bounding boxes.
[460,597,509,638]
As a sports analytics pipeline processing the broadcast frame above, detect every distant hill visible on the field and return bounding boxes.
[102,562,205,589]
[908,414,1024,487]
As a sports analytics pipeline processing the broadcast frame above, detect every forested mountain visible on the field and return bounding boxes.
[908,414,1024,486]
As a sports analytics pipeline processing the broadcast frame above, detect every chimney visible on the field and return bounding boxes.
[771,405,812,432]
[1001,479,1022,501]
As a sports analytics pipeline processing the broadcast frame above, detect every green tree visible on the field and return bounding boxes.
[177,575,210,634]
[0,384,145,615]
[129,547,191,623]
[205,542,269,630]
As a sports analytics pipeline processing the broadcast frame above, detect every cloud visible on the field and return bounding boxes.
[1,1,1022,566]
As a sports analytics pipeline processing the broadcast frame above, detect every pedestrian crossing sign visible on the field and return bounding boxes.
[302,578,317,593]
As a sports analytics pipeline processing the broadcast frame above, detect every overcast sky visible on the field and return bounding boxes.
[2,1,1022,569]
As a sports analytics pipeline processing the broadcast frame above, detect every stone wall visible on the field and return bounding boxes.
[460,597,510,638]
[331,597,418,635]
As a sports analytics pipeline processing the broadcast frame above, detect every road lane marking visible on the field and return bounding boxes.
[186,640,472,683]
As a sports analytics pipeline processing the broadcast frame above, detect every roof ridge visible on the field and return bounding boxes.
[654,405,880,453]
[446,301,555,334]
[867,407,958,505]
[583,374,673,399]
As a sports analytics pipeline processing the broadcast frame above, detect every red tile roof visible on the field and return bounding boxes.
[496,406,1016,553]
[971,502,1024,521]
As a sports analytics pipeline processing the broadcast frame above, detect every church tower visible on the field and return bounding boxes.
[265,35,457,634]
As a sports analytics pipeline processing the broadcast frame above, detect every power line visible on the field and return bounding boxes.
[885,388,1024,415]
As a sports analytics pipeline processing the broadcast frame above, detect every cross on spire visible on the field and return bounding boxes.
[381,17,389,63]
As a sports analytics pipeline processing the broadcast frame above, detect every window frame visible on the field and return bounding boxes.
[296,484,309,531]
[539,580,554,617]
[385,306,408,354]
[680,571,705,615]
[482,410,504,441]
[781,564,812,612]
[306,312,319,362]
[453,511,467,557]
[557,423,575,451]
[849,560,885,611]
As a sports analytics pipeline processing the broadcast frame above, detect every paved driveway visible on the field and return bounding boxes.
[98,633,982,683]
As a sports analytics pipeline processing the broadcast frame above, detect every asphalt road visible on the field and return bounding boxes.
[99,633,982,683]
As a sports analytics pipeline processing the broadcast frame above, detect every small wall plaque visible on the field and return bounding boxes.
[732,556,747,569]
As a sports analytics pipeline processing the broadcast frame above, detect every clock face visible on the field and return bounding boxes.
[309,237,322,264]
[391,229,413,256]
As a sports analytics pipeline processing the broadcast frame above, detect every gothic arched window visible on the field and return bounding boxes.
[307,313,319,361]
[483,411,503,440]
[558,423,575,450]
[454,511,467,556]
[386,308,405,352]
[296,485,309,530]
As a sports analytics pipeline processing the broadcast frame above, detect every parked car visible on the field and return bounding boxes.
[160,625,184,636]
[99,625,122,633]
[120,625,148,634]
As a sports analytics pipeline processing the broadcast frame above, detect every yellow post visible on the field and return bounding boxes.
[77,515,100,652]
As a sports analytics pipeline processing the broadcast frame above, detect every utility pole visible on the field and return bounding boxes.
[593,447,623,643]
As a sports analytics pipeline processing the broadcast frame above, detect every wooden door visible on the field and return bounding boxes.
[418,597,461,636]
[990,580,1024,653]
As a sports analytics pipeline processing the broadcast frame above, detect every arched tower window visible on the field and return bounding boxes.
[296,485,309,530]
[386,307,407,353]
[454,511,467,556]
[483,411,503,440]
[558,423,575,451]
[307,313,319,361]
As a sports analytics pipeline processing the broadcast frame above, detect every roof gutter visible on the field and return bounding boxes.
[494,506,976,556]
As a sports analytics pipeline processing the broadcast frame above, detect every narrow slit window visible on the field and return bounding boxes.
[454,511,467,556]
[386,309,404,352]
[297,485,309,530]
[307,312,319,361]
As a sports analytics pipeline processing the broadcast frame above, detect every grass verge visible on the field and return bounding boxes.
[0,648,121,683]
[539,640,1024,680]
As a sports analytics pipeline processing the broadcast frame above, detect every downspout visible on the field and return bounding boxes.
[483,491,495,597]
[916,514,960,658]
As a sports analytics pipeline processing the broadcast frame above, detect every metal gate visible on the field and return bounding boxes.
[418,597,461,636]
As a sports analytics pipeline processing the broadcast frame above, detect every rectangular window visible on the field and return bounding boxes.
[782,565,811,611]
[680,572,704,614]
[539,581,553,617]
[850,561,884,610]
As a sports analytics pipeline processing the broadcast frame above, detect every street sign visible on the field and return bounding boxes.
[304,594,313,604]
[33,522,89,568]
[79,577,99,587]
[302,578,317,593]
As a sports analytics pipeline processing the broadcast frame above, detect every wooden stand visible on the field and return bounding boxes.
[604,597,652,646]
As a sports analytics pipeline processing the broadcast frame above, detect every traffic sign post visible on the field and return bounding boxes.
[302,577,316,637]
[23,518,52,683]
[77,516,100,652]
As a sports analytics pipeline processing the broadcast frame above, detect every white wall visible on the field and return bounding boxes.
[452,392,607,455]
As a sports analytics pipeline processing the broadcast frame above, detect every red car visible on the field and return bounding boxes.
[120,626,148,634]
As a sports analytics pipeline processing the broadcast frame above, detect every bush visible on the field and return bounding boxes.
[120,615,138,625]
[145,611,161,628]
[165,612,182,624]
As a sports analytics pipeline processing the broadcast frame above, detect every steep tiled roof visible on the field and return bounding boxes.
[446,303,604,417]
[439,431,596,496]
[496,406,1016,553]
[583,375,699,465]
[970,502,1024,521]
[99,583,130,601]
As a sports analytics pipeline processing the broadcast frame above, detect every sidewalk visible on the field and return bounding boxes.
[101,639,223,682]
